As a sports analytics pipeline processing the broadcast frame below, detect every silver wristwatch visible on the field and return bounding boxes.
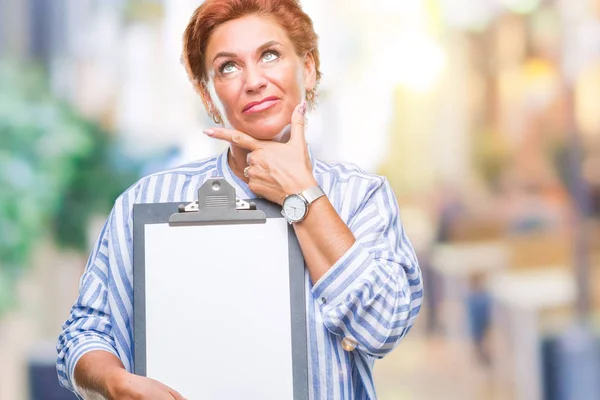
[281,186,326,224]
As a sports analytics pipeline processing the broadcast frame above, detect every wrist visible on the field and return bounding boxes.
[285,175,318,195]
[105,368,131,399]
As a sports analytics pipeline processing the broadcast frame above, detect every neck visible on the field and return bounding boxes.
[228,144,250,183]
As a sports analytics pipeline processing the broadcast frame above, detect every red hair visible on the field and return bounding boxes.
[182,0,322,122]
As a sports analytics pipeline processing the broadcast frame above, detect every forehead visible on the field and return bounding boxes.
[206,14,292,58]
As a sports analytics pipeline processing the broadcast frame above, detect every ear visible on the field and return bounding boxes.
[200,80,224,125]
[199,81,214,112]
[303,52,317,91]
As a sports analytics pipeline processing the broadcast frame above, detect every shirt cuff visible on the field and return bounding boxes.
[65,337,119,396]
[311,240,374,308]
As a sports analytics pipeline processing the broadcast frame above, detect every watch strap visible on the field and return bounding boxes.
[300,186,325,205]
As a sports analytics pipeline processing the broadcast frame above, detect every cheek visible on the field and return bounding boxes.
[264,70,300,117]
[279,64,305,96]
[212,81,241,116]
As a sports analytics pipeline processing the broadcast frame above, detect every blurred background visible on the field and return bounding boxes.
[1,0,600,399]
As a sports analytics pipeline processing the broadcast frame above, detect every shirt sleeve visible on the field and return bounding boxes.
[311,178,423,359]
[56,205,125,396]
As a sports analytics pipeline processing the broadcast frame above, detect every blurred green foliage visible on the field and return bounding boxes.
[0,61,139,315]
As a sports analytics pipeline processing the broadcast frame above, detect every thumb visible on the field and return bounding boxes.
[289,100,307,145]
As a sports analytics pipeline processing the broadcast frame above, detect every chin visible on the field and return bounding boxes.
[238,115,289,141]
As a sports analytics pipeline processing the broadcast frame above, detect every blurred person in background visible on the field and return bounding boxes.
[465,272,491,366]
[55,0,423,399]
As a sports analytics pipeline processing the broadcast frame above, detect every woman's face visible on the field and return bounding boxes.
[204,15,315,140]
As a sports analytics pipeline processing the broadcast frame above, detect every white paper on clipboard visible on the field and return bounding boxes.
[143,218,293,399]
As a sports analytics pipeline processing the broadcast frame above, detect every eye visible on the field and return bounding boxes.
[219,61,238,75]
[262,50,280,63]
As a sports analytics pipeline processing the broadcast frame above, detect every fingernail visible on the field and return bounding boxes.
[203,129,215,136]
[299,101,306,116]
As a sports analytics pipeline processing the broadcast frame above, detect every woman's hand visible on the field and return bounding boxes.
[106,369,187,400]
[204,102,317,205]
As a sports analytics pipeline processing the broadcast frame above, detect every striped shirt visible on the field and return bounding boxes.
[56,148,423,399]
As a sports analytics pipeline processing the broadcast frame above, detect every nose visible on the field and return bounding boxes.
[244,64,267,94]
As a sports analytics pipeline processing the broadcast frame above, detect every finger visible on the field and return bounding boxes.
[204,128,261,151]
[245,164,269,180]
[167,388,187,400]
[247,149,267,168]
[289,101,307,145]
[247,179,281,203]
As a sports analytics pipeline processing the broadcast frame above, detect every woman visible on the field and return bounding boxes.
[56,0,423,399]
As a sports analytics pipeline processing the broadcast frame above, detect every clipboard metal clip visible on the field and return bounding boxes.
[169,177,267,226]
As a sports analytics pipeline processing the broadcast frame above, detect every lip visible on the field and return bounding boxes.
[242,96,280,113]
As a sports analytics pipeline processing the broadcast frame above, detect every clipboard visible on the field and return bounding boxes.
[132,178,309,399]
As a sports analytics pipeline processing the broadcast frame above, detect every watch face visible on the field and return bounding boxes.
[283,195,307,222]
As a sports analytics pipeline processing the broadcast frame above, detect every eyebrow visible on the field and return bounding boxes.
[212,40,282,64]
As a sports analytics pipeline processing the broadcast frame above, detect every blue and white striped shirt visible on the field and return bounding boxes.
[56,148,423,399]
